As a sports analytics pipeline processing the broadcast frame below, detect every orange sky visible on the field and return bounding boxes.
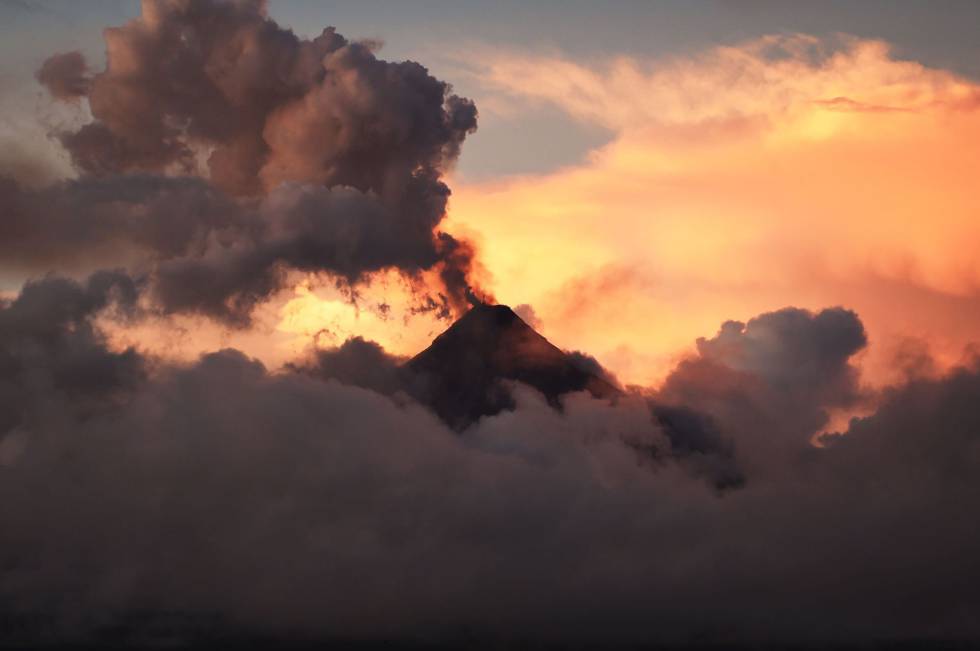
[112,34,980,390]
[438,34,980,387]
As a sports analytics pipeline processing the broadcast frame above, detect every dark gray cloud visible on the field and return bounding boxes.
[648,402,744,490]
[34,51,89,101]
[654,307,870,481]
[0,174,243,272]
[288,335,407,398]
[0,271,144,439]
[694,306,867,407]
[17,0,486,324]
[822,361,980,481]
[150,181,470,324]
[1,293,980,646]
[49,0,476,198]
[0,174,483,324]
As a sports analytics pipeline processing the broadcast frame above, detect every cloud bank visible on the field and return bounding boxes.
[2,281,980,645]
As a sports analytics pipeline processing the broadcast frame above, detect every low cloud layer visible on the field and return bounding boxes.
[2,286,980,645]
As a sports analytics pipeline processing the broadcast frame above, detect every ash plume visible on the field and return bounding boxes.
[21,0,484,323]
[35,51,89,101]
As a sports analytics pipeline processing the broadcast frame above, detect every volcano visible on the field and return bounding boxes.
[406,303,619,429]
[400,303,743,488]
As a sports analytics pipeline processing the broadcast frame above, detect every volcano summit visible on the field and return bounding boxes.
[407,303,621,429]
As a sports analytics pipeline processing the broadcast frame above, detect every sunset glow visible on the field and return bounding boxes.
[250,35,980,390]
[4,2,980,647]
[442,35,980,385]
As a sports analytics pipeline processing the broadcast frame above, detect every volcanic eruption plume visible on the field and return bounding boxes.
[24,0,485,324]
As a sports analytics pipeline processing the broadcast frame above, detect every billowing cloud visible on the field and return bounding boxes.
[688,306,867,423]
[0,272,144,438]
[0,174,240,273]
[35,51,90,101]
[17,0,484,324]
[289,335,406,397]
[653,306,868,479]
[53,0,476,197]
[1,276,979,645]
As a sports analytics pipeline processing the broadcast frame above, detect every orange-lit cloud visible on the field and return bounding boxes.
[442,34,980,387]
[101,268,457,369]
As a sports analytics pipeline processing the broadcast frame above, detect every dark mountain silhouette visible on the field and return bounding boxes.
[296,303,741,489]
[403,305,742,489]
[405,303,620,429]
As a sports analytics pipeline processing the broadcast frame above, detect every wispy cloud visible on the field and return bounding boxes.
[446,34,980,386]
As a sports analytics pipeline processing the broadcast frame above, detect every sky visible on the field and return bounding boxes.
[4,0,979,388]
[6,1,980,179]
[2,1,980,647]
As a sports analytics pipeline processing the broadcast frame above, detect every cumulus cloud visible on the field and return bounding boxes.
[35,51,90,101]
[17,0,485,324]
[288,335,407,398]
[653,307,869,481]
[0,272,144,439]
[50,0,476,198]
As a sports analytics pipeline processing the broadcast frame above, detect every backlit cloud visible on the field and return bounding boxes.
[447,34,980,385]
